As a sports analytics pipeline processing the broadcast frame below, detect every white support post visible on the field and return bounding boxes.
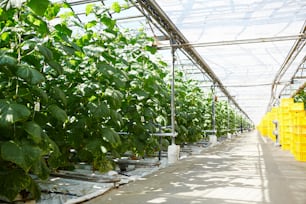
[168,38,180,164]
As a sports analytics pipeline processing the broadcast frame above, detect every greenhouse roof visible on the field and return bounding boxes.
[60,0,305,124]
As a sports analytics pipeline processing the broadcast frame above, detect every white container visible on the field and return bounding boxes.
[167,144,180,164]
[209,135,217,144]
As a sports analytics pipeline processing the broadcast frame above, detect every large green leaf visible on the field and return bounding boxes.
[47,60,63,75]
[85,4,94,16]
[27,0,50,16]
[111,2,121,13]
[87,101,109,118]
[105,88,122,108]
[0,53,17,75]
[109,110,123,127]
[0,53,17,67]
[16,65,45,85]
[100,15,116,30]
[45,3,61,20]
[1,141,42,172]
[32,87,48,104]
[0,169,31,202]
[50,86,67,106]
[47,104,67,123]
[31,158,50,180]
[37,45,53,61]
[24,121,42,144]
[0,100,31,127]
[101,127,121,147]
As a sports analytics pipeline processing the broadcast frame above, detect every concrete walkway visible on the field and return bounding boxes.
[84,131,306,204]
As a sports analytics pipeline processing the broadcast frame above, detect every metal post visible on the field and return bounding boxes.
[240,116,243,133]
[211,83,216,134]
[227,98,230,135]
[234,109,236,133]
[158,126,162,161]
[170,38,176,145]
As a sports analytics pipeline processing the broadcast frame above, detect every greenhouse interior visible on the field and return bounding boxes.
[0,0,305,203]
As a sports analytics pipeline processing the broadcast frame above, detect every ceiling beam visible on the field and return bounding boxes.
[157,34,306,49]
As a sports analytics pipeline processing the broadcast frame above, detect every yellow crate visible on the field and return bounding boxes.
[294,143,306,152]
[281,143,291,150]
[294,152,306,162]
[295,115,306,126]
[280,98,294,107]
[295,135,306,143]
[290,103,304,112]
[294,126,306,135]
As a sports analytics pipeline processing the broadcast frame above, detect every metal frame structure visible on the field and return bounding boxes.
[268,22,306,110]
[133,0,252,122]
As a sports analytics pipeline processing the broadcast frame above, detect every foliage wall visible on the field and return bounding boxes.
[0,0,250,201]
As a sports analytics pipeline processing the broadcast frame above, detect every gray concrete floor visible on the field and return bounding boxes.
[84,131,306,204]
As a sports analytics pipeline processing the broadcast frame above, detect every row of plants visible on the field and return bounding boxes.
[0,0,251,201]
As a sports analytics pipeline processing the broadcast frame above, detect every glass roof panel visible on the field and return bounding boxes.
[155,0,306,123]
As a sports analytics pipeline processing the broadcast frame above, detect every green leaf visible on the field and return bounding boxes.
[24,121,42,144]
[31,158,50,180]
[59,11,74,19]
[96,62,116,76]
[144,45,157,54]
[27,0,50,16]
[87,101,109,118]
[134,89,149,101]
[0,100,31,127]
[1,32,9,41]
[46,60,63,75]
[32,87,48,104]
[101,16,116,30]
[101,127,121,147]
[109,109,122,128]
[85,4,94,16]
[62,45,75,55]
[0,53,17,66]
[85,138,102,153]
[45,3,61,20]
[1,141,42,172]
[50,86,67,106]
[47,104,67,123]
[105,88,122,108]
[111,2,121,13]
[37,45,53,61]
[0,169,31,202]
[0,54,17,75]
[16,65,45,85]
[54,24,72,38]
[85,20,97,29]
[41,133,61,169]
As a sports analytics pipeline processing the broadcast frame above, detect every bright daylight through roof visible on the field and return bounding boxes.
[0,0,305,203]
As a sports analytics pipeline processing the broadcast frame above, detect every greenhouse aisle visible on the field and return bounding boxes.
[84,131,306,204]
